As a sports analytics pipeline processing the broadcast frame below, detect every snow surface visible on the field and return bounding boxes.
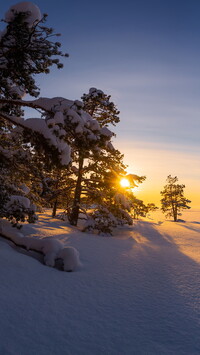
[0,210,200,354]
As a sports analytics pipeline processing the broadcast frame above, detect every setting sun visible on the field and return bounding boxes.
[120,178,130,188]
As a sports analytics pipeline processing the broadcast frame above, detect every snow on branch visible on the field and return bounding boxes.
[5,2,42,27]
[1,96,114,166]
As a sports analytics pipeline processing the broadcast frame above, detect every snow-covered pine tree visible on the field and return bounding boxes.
[160,175,191,221]
[67,101,114,225]
[68,88,121,226]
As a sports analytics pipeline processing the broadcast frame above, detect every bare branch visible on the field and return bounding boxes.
[0,98,51,113]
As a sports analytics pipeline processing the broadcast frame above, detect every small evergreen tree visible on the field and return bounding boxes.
[160,175,191,221]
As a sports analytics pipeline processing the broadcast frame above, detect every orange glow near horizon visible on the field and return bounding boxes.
[116,140,200,210]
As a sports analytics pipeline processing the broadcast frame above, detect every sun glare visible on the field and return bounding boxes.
[120,178,130,188]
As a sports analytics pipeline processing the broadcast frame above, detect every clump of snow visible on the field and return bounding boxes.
[100,126,113,138]
[57,247,81,272]
[6,195,31,209]
[106,141,115,151]
[21,117,71,166]
[88,87,104,98]
[33,97,74,112]
[5,1,42,27]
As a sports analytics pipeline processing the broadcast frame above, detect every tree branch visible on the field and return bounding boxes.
[0,98,52,113]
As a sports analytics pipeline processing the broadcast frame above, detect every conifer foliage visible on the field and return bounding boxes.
[0,2,68,99]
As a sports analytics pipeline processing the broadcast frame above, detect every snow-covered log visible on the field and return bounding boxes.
[0,220,81,272]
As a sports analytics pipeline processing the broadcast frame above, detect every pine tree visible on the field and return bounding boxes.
[68,87,147,231]
[160,175,191,221]
[68,88,118,226]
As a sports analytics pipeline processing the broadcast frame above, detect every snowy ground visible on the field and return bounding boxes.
[0,210,200,355]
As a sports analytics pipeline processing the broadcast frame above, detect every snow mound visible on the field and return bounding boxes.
[57,247,81,272]
[5,1,42,26]
[42,238,63,267]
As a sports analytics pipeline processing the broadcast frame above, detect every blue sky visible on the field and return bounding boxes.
[1,0,200,207]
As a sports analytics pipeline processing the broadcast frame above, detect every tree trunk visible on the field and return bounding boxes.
[69,155,84,226]
[52,177,59,217]
[174,206,178,222]
[171,199,176,222]
[52,199,58,217]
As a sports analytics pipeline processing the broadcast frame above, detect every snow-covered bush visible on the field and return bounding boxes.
[0,177,37,226]
[5,195,37,225]
[83,207,118,235]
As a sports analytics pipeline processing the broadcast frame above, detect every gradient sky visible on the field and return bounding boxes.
[1,0,200,208]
